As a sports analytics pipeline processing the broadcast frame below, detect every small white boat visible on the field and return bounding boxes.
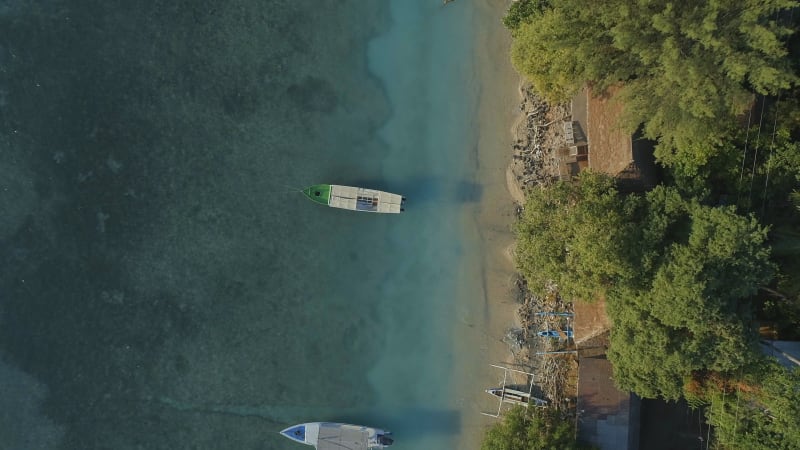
[280,422,394,449]
[303,184,405,213]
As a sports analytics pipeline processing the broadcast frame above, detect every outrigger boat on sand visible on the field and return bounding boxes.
[485,387,548,407]
[280,422,394,449]
[481,364,548,418]
[303,184,405,213]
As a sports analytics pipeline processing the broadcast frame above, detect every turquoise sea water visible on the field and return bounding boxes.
[0,1,490,449]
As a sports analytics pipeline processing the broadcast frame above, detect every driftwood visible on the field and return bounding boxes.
[510,84,572,188]
[506,277,578,411]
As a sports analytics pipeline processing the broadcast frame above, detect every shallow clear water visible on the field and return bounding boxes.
[0,1,488,449]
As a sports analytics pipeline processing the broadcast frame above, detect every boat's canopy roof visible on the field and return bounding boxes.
[328,185,403,213]
[317,423,372,450]
[288,422,384,450]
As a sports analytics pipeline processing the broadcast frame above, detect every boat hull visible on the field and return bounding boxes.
[303,184,332,206]
[486,388,548,407]
[303,184,404,213]
[280,422,393,449]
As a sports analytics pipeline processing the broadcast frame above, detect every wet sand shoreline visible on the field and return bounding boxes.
[449,1,526,447]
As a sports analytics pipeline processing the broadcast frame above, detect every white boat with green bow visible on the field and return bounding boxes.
[302,184,405,213]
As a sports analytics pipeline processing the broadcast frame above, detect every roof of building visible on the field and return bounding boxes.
[761,340,800,369]
[577,356,633,450]
[586,86,634,176]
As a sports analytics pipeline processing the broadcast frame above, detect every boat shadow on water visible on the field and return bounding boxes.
[327,407,461,437]
[342,177,483,207]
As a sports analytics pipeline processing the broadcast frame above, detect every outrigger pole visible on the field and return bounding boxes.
[481,364,544,418]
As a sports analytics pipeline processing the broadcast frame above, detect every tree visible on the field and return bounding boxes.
[515,175,775,399]
[607,192,774,398]
[605,295,697,400]
[510,6,635,103]
[703,362,800,449]
[647,201,774,321]
[509,0,798,173]
[515,172,642,302]
[659,92,800,215]
[607,291,761,399]
[503,0,550,33]
[481,406,590,450]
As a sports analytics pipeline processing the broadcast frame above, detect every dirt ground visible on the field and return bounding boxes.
[586,85,634,176]
[573,297,612,345]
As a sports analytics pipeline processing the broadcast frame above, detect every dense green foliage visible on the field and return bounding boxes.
[515,172,641,301]
[502,0,548,32]
[516,172,775,399]
[699,362,800,449]
[508,0,799,173]
[503,0,800,446]
[672,94,800,207]
[480,406,589,450]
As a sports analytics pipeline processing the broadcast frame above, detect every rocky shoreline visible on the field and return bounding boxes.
[504,82,579,413]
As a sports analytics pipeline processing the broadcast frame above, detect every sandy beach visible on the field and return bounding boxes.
[447,1,528,447]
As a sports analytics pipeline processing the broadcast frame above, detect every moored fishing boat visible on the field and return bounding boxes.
[280,422,394,449]
[302,184,405,213]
